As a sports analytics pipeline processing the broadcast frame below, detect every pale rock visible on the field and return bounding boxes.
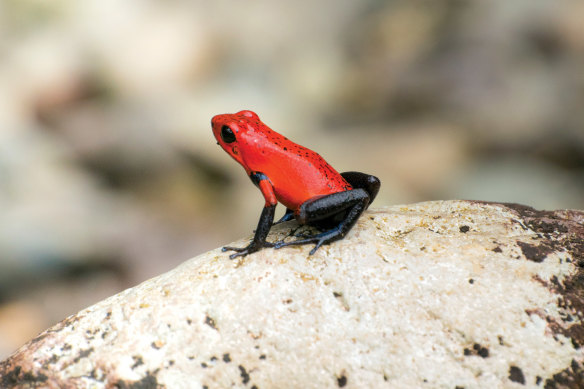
[1,200,583,388]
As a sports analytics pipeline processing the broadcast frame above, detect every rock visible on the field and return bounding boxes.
[1,200,583,388]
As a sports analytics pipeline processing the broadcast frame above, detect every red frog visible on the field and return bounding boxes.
[212,110,380,258]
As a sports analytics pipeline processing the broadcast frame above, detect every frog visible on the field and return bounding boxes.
[212,110,380,259]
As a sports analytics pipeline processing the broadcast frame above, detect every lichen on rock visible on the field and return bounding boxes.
[1,200,583,388]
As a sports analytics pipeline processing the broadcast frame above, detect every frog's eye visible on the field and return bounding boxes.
[221,125,236,143]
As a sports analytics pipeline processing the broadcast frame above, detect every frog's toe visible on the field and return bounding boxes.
[273,236,318,250]
[309,239,327,255]
[272,240,286,249]
[223,241,275,259]
[223,246,254,259]
[222,245,246,252]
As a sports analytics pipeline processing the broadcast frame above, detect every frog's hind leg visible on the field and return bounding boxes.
[273,189,369,255]
[273,208,294,225]
[296,172,380,232]
[341,171,380,205]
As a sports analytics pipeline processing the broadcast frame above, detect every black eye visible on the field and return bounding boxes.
[220,125,236,143]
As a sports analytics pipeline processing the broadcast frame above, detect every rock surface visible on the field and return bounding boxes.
[1,200,583,388]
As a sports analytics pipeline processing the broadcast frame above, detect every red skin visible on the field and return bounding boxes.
[211,110,352,212]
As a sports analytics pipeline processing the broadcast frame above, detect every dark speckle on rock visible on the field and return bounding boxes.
[508,365,525,385]
[528,219,569,234]
[1,366,22,387]
[204,315,218,330]
[463,343,489,358]
[47,354,59,364]
[459,225,470,233]
[223,353,231,362]
[475,344,489,358]
[337,374,347,387]
[131,355,144,369]
[115,371,159,389]
[544,357,584,387]
[517,241,554,263]
[535,376,542,385]
[239,365,250,384]
[73,347,94,363]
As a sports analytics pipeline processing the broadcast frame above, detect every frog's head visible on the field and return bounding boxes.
[211,110,261,168]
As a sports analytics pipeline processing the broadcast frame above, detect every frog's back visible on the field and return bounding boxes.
[242,132,352,210]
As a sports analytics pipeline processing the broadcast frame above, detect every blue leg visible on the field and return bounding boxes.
[272,188,369,255]
[273,208,295,225]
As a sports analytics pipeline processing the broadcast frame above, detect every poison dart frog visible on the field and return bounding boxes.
[212,110,380,259]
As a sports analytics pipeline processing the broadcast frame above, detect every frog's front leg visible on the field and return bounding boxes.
[222,172,277,259]
[222,204,275,259]
[272,188,370,255]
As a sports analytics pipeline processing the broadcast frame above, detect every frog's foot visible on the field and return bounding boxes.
[274,187,369,255]
[222,241,274,259]
[221,245,250,259]
[273,228,342,255]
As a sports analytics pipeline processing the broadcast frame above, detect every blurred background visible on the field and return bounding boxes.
[1,0,583,359]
